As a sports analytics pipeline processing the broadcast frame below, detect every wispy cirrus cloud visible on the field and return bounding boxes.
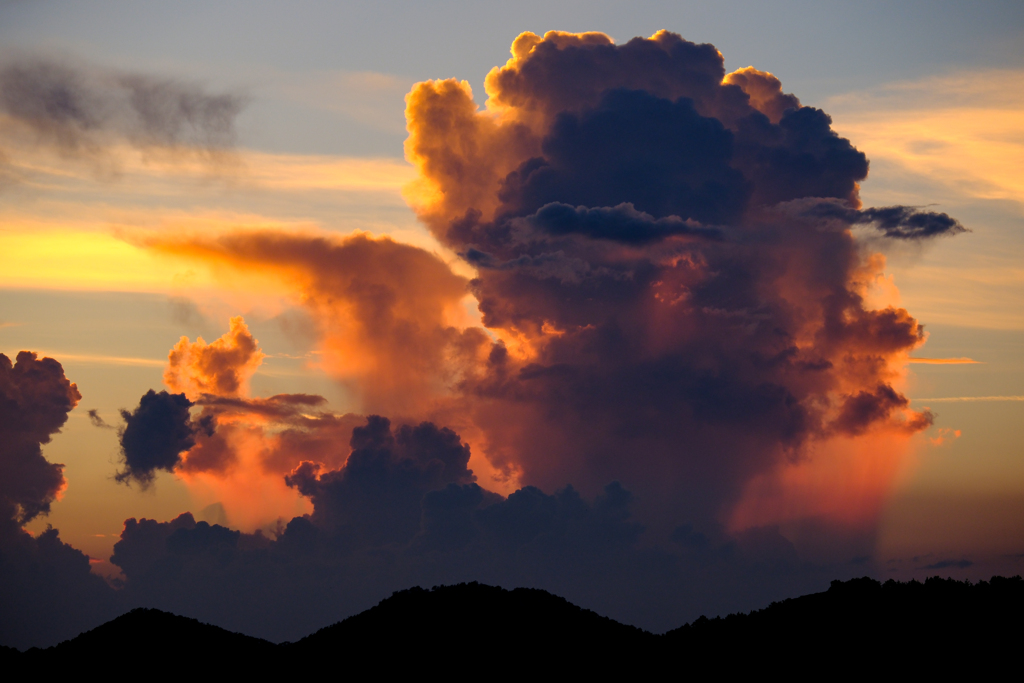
[911,395,1024,403]
[14,351,165,367]
[825,68,1024,332]
[827,69,1024,205]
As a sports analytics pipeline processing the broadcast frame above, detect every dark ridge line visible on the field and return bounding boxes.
[4,575,1022,667]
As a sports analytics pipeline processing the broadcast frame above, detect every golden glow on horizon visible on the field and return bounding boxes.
[0,228,203,291]
[907,358,982,364]
[0,138,461,293]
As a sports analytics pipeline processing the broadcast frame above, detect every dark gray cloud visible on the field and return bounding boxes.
[498,89,750,226]
[0,351,80,524]
[116,390,198,486]
[0,408,864,649]
[518,202,724,245]
[87,409,114,429]
[833,384,933,436]
[801,199,968,239]
[923,559,973,570]
[0,57,244,159]
[0,353,119,650]
[114,382,361,481]
[284,415,476,546]
[0,523,120,650]
[116,389,333,486]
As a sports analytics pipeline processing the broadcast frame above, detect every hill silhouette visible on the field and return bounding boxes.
[667,575,1023,674]
[4,577,1021,672]
[292,582,657,671]
[7,608,277,672]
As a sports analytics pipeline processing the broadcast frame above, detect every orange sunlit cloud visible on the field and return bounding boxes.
[928,428,962,447]
[156,319,317,529]
[178,428,315,531]
[166,316,264,399]
[152,298,507,525]
[137,228,488,415]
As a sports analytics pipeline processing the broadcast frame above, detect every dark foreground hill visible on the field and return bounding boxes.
[4,577,1022,673]
[669,575,1023,674]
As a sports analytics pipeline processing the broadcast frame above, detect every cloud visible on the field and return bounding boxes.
[164,316,264,400]
[284,415,477,545]
[722,67,800,124]
[511,202,724,245]
[116,390,199,486]
[140,230,488,416]
[114,318,366,526]
[0,57,244,160]
[0,523,119,650]
[87,409,114,429]
[403,30,944,532]
[0,353,119,649]
[0,351,80,524]
[911,395,1024,403]
[922,559,973,570]
[801,199,967,239]
[9,351,165,367]
[833,384,932,436]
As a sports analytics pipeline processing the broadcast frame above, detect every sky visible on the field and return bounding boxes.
[1,0,1022,648]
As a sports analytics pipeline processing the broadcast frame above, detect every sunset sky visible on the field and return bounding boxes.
[2,0,1022,648]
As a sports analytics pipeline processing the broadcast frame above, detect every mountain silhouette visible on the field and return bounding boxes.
[5,577,1021,673]
[667,575,1022,674]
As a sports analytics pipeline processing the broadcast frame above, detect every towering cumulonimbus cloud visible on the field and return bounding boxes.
[2,31,976,649]
[402,30,963,532]
[0,352,80,524]
[125,29,967,553]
